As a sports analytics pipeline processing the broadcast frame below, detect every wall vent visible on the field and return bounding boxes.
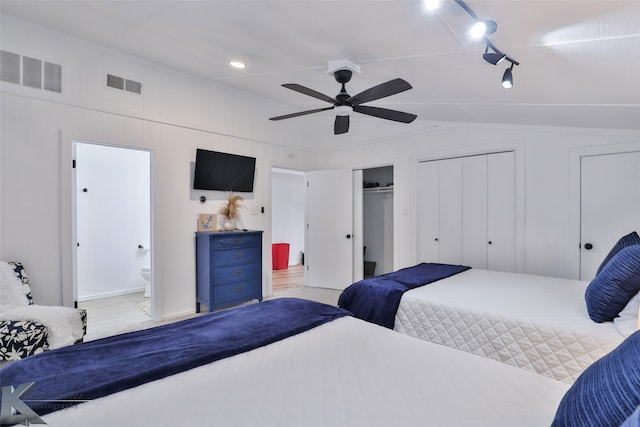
[0,50,62,93]
[106,73,142,95]
[0,50,20,84]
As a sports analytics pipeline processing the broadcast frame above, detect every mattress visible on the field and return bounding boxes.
[394,268,625,383]
[40,315,569,426]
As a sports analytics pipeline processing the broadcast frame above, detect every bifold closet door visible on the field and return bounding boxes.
[418,151,516,272]
[438,158,463,265]
[418,160,440,263]
[487,151,516,272]
[462,155,488,268]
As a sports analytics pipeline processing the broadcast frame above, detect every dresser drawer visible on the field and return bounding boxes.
[211,233,262,250]
[212,247,261,267]
[212,262,262,284]
[213,280,261,302]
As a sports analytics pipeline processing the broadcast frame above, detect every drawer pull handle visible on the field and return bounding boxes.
[234,285,244,292]
[233,239,245,244]
[233,270,244,275]
[232,253,243,258]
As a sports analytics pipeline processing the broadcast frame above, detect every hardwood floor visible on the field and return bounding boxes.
[272,264,304,293]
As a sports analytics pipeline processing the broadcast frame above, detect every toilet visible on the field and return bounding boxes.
[140,267,151,297]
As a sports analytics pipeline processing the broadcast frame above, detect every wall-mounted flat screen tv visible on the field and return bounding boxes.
[193,149,256,192]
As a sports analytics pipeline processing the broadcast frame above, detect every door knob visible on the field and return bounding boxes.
[584,243,593,250]
[346,234,352,239]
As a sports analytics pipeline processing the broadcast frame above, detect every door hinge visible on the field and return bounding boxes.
[72,159,76,168]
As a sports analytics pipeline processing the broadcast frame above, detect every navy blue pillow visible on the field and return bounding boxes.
[552,330,640,427]
[621,407,640,427]
[585,245,640,323]
[597,231,640,275]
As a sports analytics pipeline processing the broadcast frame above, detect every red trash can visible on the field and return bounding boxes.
[272,243,290,270]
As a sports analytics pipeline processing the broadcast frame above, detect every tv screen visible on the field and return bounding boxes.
[193,149,256,192]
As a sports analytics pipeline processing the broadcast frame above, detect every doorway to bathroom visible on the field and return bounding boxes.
[74,141,152,339]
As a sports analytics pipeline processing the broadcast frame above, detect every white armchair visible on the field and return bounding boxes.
[0,261,87,361]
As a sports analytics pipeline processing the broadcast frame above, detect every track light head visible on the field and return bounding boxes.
[470,20,497,39]
[501,64,514,89]
[483,52,507,65]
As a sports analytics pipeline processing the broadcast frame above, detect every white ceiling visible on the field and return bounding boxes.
[2,0,639,151]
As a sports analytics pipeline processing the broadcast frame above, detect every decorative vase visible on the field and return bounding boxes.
[223,219,235,231]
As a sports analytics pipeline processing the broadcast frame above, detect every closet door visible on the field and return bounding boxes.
[487,151,516,272]
[462,155,488,268]
[580,151,640,280]
[439,158,463,265]
[418,160,440,262]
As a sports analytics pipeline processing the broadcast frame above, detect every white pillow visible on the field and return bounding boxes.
[614,290,640,337]
[0,261,29,309]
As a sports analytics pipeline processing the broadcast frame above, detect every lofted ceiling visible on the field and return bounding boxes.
[1,0,639,152]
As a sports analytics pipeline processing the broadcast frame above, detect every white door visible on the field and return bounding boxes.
[487,151,516,272]
[307,169,354,289]
[75,143,152,301]
[418,160,440,263]
[462,155,488,268]
[439,158,463,265]
[580,151,640,280]
[418,152,516,271]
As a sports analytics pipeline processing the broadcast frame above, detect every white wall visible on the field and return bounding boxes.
[2,15,640,321]
[271,169,305,266]
[317,125,640,280]
[0,16,315,319]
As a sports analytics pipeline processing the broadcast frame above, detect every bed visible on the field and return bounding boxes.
[0,297,575,427]
[339,234,640,384]
[3,297,639,427]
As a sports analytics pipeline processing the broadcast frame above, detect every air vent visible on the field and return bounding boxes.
[0,50,20,84]
[0,50,62,93]
[23,56,42,89]
[106,73,142,95]
[44,61,62,92]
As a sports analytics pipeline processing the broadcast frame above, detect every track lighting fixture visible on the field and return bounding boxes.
[502,64,514,89]
[470,20,497,39]
[482,45,506,65]
[427,0,520,88]
[423,0,440,11]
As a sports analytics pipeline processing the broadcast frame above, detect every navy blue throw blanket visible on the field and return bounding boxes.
[0,298,351,417]
[338,263,470,329]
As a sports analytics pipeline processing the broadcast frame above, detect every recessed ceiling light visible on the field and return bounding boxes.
[229,61,245,69]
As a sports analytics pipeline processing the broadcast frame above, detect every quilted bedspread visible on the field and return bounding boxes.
[394,268,624,383]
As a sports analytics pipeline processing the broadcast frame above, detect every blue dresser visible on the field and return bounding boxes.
[195,230,263,312]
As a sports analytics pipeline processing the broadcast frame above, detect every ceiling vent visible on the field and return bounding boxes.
[0,50,62,93]
[106,73,142,95]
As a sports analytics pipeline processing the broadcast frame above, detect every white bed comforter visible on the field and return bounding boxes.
[42,316,569,427]
[395,269,624,383]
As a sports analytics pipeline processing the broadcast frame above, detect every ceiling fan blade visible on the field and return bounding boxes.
[347,78,413,106]
[282,84,337,104]
[269,106,334,121]
[353,105,417,123]
[334,115,350,134]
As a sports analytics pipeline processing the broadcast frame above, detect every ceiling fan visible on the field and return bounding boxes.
[269,68,417,135]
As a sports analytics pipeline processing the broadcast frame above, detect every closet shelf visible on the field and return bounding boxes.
[363,185,394,194]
